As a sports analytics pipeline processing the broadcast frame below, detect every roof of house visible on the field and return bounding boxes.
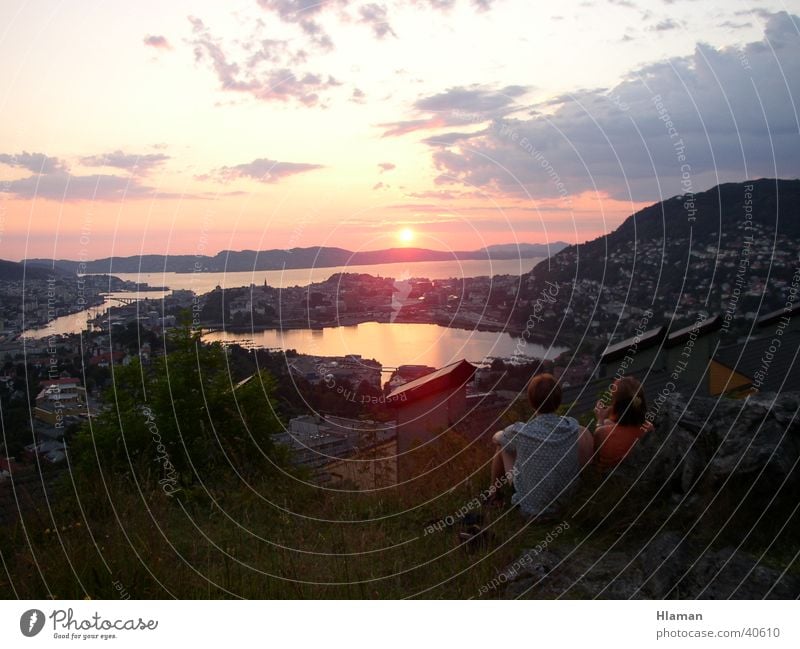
[713,330,800,394]
[386,359,476,405]
[41,377,80,386]
[562,367,690,419]
[666,314,722,347]
[757,302,800,328]
[600,325,667,363]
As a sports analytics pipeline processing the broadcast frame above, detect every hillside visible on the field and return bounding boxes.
[0,259,72,281]
[517,178,800,342]
[24,242,567,275]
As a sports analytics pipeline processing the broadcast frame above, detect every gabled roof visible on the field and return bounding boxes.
[757,302,800,328]
[666,314,722,347]
[600,325,667,363]
[713,330,800,394]
[386,359,476,405]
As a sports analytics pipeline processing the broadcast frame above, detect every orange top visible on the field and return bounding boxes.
[594,421,653,469]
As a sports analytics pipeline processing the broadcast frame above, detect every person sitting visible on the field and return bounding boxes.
[593,376,653,470]
[490,373,593,518]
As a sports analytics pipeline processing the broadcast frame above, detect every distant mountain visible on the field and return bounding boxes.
[516,178,800,340]
[484,243,568,256]
[0,259,72,281]
[24,242,568,275]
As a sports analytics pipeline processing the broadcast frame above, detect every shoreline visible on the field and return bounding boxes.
[200,316,561,346]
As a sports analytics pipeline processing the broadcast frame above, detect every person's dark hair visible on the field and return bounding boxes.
[527,373,562,414]
[611,376,647,426]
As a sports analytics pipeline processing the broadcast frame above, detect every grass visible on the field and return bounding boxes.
[0,440,567,599]
[4,434,796,599]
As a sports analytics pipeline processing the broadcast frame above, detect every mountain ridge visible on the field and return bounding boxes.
[23,242,568,275]
[517,177,800,339]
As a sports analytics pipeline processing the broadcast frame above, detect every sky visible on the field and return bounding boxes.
[0,0,799,261]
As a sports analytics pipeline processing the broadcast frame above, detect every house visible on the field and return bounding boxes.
[709,304,800,396]
[34,377,87,426]
[592,306,800,407]
[386,359,477,480]
[599,325,668,375]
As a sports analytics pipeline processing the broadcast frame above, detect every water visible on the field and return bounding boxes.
[22,290,169,339]
[24,257,543,341]
[110,257,543,295]
[203,322,566,368]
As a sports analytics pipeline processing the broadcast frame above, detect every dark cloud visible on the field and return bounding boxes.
[719,20,752,30]
[0,151,66,174]
[421,12,800,202]
[256,0,337,51]
[255,0,501,53]
[650,18,683,31]
[0,172,178,202]
[80,150,170,174]
[205,157,324,183]
[351,87,366,103]
[0,151,181,201]
[359,4,396,38]
[143,34,172,50]
[188,16,340,106]
[380,84,530,136]
[421,130,486,147]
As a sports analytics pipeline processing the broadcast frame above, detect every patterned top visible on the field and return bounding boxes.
[497,413,581,516]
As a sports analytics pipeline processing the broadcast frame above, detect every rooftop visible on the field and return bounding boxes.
[386,359,476,405]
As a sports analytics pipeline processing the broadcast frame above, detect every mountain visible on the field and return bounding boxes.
[0,259,72,281]
[484,243,568,256]
[24,242,568,275]
[516,178,800,341]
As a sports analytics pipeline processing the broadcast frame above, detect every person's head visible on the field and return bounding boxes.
[527,373,562,414]
[610,376,647,426]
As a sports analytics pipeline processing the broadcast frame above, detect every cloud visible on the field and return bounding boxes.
[205,157,324,183]
[421,130,484,146]
[255,0,501,53]
[0,151,66,174]
[359,4,396,39]
[0,172,178,202]
[80,150,170,174]
[256,0,337,51]
[143,34,172,50]
[379,84,530,136]
[419,12,800,202]
[188,15,340,106]
[650,18,683,31]
[0,150,184,201]
[378,162,396,173]
[719,20,752,30]
[372,181,386,190]
[351,87,366,103]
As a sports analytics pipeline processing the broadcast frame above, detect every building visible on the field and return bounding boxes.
[276,415,395,480]
[386,359,477,480]
[34,377,87,426]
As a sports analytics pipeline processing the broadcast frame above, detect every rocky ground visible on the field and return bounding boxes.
[499,392,800,599]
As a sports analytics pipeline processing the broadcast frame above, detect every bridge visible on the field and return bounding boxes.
[108,297,140,306]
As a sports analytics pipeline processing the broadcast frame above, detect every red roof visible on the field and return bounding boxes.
[42,377,80,386]
[386,359,476,405]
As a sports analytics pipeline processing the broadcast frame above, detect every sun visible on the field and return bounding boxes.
[398,227,415,245]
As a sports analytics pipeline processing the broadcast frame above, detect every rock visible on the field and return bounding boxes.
[677,547,800,599]
[495,392,800,599]
[638,532,692,598]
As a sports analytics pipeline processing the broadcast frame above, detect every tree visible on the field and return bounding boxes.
[71,322,286,487]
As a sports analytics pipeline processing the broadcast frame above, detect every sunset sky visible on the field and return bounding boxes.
[1,0,798,260]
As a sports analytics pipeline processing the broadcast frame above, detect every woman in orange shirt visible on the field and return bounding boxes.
[593,376,653,469]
